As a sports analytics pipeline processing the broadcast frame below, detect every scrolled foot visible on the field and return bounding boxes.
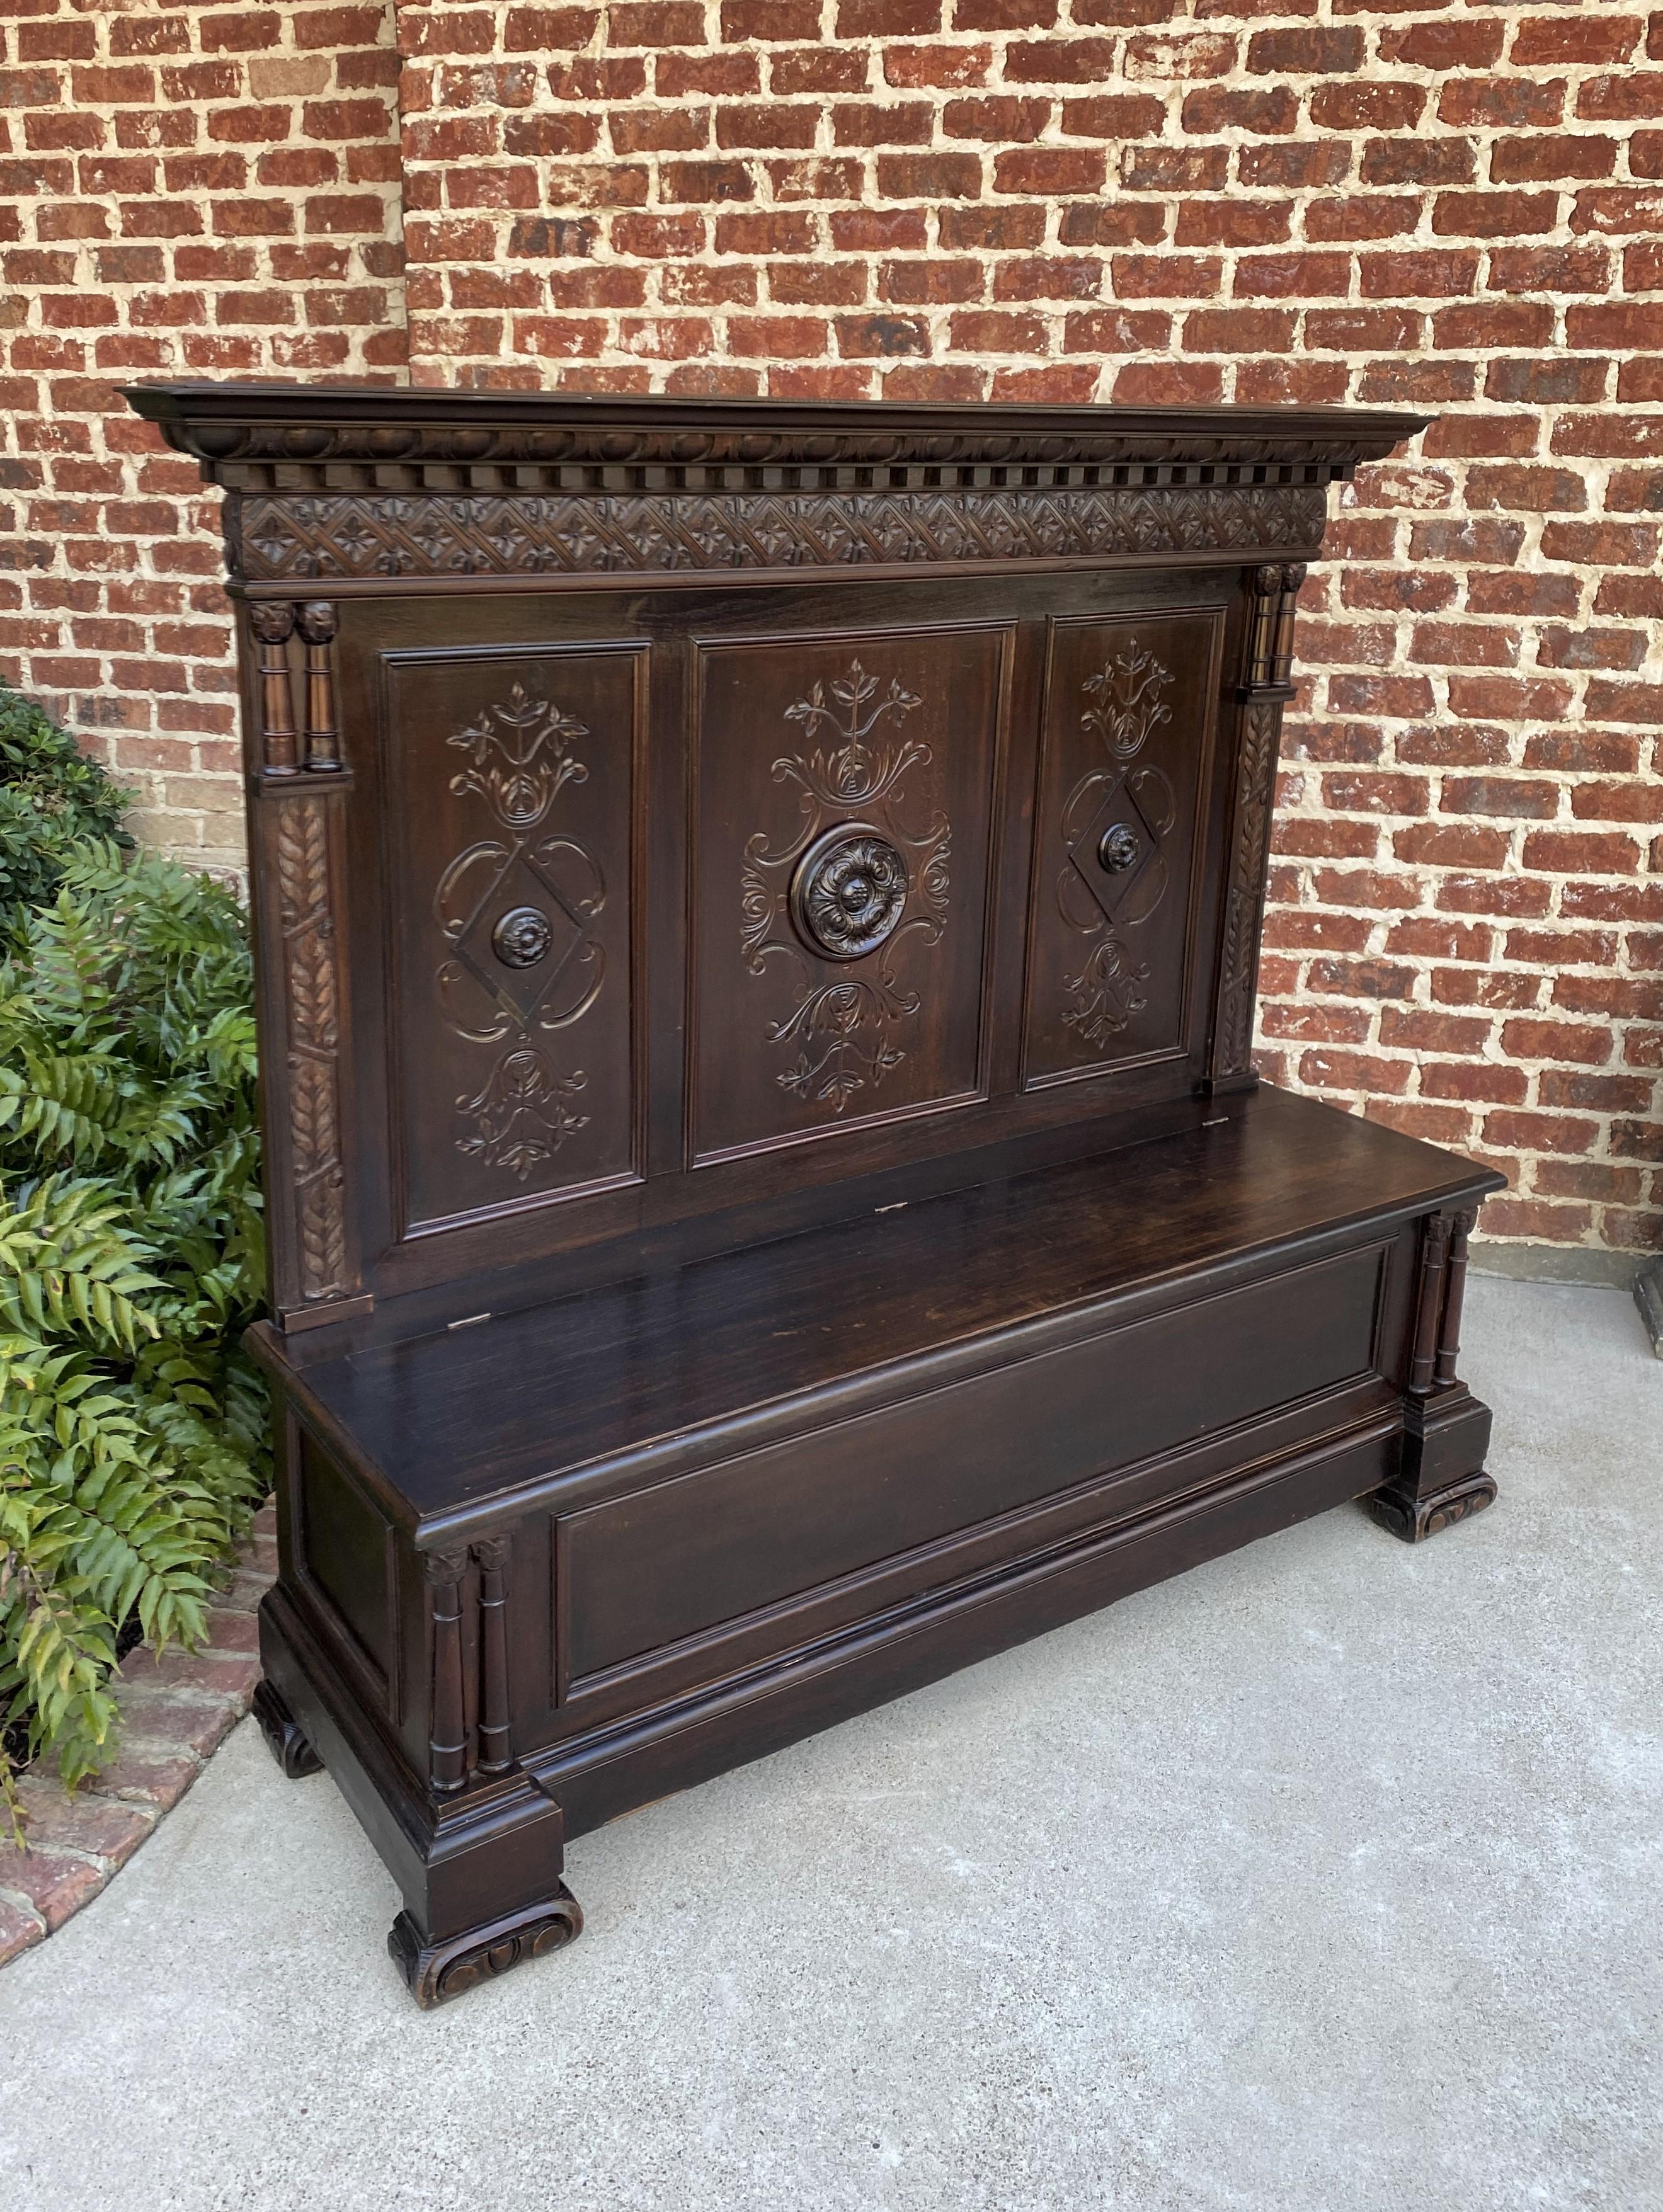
[252,1678,324,1779]
[1366,1471,1497,1544]
[388,1885,583,2009]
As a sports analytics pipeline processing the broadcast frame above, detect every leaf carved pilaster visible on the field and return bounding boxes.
[1210,562,1308,1088]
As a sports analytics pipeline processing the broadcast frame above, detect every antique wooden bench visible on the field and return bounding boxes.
[128,384,1502,2005]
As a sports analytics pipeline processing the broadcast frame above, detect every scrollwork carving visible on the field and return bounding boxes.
[389,1888,583,2009]
[1056,647,1177,1051]
[435,682,603,1177]
[741,660,949,1118]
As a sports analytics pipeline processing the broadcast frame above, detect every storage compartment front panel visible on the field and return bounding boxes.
[558,1240,1386,1693]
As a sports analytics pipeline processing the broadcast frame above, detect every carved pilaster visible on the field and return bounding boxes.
[473,1536,513,1777]
[1368,1204,1498,1542]
[1434,1207,1477,1389]
[418,1534,517,1799]
[249,601,298,775]
[274,795,352,1310]
[1407,1209,1453,1398]
[295,600,340,770]
[424,1549,471,1796]
[1210,562,1308,1088]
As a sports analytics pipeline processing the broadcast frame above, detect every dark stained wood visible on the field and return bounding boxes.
[1022,603,1224,1087]
[127,384,1504,2009]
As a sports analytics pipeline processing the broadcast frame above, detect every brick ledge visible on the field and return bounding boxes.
[0,1502,276,1971]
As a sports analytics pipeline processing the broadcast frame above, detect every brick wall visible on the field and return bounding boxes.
[0,0,404,872]
[3,0,1660,1263]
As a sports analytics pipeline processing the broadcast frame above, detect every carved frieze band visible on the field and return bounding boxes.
[273,793,352,1306]
[423,1539,516,1797]
[234,481,1329,583]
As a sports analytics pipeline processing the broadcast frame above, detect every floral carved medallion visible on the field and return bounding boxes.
[740,659,949,1118]
[1056,646,1177,1052]
[434,681,602,1180]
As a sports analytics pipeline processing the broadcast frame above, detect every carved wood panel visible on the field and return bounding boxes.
[689,627,1007,1163]
[232,481,1330,583]
[1022,608,1225,1089]
[382,647,642,1234]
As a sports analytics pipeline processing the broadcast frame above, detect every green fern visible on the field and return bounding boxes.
[0,685,267,1817]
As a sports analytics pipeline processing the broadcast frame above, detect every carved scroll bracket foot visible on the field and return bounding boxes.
[252,1678,324,1779]
[1367,1382,1499,1542]
[388,1886,584,2009]
[1366,1471,1497,1544]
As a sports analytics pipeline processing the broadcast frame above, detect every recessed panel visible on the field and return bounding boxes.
[1023,609,1223,1088]
[559,1243,1385,1685]
[690,625,1007,1163]
[384,646,641,1234]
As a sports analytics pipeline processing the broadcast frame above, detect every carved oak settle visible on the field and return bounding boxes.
[129,385,1503,2006]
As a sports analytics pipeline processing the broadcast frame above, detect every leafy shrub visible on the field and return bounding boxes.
[0,690,267,1825]
[0,687,130,913]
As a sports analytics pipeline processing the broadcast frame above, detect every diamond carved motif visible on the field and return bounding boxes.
[1056,647,1178,1052]
[433,683,605,1178]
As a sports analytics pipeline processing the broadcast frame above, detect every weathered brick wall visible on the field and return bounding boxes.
[0,0,405,872]
[4,0,1661,1263]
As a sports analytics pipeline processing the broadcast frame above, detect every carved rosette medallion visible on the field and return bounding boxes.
[740,660,949,1118]
[492,905,554,969]
[1056,646,1177,1052]
[789,824,909,961]
[435,682,603,1180]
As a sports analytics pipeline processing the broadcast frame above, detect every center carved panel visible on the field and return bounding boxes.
[693,630,1006,1163]
[385,649,640,1234]
[1023,610,1225,1091]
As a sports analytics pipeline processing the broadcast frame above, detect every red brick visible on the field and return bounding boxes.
[1179,86,1298,136]
[1175,200,1294,249]
[1511,14,1643,67]
[1500,1018,1616,1066]
[1247,25,1361,72]
[0,1849,108,1929]
[1298,1050,1413,1095]
[1483,1110,1601,1155]
[1419,1063,1531,1106]
[835,0,943,31]
[997,147,1106,194]
[876,153,984,198]
[1310,81,1426,132]
[1492,135,1619,185]
[884,41,992,86]
[1380,20,1506,71]
[1363,140,1475,191]
[1005,37,1121,82]
[0,1897,45,1968]
[944,90,1055,140]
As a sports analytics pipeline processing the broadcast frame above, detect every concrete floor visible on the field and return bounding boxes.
[1,1276,1659,2212]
